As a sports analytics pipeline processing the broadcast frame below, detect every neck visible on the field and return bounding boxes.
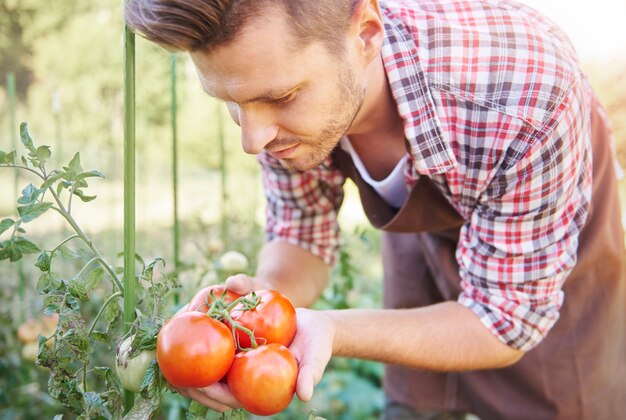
[347,54,404,142]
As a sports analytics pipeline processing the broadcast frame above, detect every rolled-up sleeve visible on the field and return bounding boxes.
[456,91,593,351]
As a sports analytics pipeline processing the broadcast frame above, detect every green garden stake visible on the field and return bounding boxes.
[7,72,26,323]
[123,21,137,412]
[171,54,180,304]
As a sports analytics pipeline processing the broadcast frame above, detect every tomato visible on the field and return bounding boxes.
[229,290,296,349]
[116,335,157,393]
[219,251,249,272]
[227,343,298,416]
[188,285,241,313]
[156,312,235,388]
[21,342,39,363]
[17,319,41,344]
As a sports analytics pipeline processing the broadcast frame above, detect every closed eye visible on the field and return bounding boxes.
[270,92,296,105]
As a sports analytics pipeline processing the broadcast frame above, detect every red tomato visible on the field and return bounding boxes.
[188,285,240,313]
[228,290,296,349]
[156,312,235,388]
[227,343,298,416]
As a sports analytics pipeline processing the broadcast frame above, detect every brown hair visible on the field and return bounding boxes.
[125,0,360,54]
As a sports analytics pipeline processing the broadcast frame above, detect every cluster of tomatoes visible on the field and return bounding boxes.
[156,285,298,416]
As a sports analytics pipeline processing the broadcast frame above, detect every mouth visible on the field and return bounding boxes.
[268,144,299,159]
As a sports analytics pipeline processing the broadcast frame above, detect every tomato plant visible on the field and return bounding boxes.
[228,289,296,349]
[188,284,240,313]
[156,311,235,388]
[227,343,298,416]
[1,125,178,418]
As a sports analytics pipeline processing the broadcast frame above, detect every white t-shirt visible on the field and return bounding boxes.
[340,137,409,209]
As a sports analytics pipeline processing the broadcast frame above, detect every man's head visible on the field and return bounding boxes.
[125,0,359,54]
[126,0,385,170]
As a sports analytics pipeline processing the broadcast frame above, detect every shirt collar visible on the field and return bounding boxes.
[380,7,457,175]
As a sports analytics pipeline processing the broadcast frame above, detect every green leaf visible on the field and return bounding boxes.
[85,267,104,294]
[37,272,53,293]
[76,169,105,181]
[14,238,41,254]
[131,320,160,356]
[68,278,89,300]
[72,189,97,202]
[91,330,109,343]
[139,359,158,392]
[63,153,83,180]
[17,183,44,205]
[0,150,16,165]
[20,122,36,153]
[41,171,66,190]
[57,245,81,259]
[0,218,15,235]
[123,394,160,420]
[36,146,51,166]
[35,251,51,272]
[18,202,53,223]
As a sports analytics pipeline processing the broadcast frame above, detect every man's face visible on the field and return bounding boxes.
[190,6,365,171]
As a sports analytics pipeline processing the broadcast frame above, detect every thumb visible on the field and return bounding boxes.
[224,274,256,295]
[295,363,318,402]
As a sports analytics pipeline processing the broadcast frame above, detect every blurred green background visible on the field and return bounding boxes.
[0,0,625,418]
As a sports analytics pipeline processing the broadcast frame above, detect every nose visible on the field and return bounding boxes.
[230,104,279,155]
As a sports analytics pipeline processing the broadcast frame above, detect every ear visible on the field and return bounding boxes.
[349,0,384,65]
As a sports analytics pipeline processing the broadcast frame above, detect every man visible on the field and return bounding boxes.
[126,0,626,418]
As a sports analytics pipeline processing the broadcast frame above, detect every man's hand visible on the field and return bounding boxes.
[289,308,335,401]
[173,381,241,413]
[224,273,263,296]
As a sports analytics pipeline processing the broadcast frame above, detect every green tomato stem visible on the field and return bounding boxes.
[88,291,123,336]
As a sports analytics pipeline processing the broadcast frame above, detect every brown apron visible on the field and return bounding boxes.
[332,97,626,419]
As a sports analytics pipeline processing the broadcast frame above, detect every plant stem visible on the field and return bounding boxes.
[223,312,259,350]
[51,234,80,254]
[0,164,45,180]
[88,292,123,336]
[74,256,99,280]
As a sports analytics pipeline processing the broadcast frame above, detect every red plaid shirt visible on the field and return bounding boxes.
[258,0,593,351]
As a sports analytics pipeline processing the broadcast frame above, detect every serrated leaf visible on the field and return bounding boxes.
[35,251,51,272]
[0,150,16,165]
[17,183,43,205]
[64,153,82,179]
[76,170,105,181]
[68,278,89,301]
[57,245,81,260]
[140,359,158,392]
[20,122,35,152]
[35,146,51,166]
[91,330,109,344]
[37,272,53,293]
[41,171,66,190]
[123,394,160,420]
[85,267,104,294]
[0,218,15,235]
[14,238,41,254]
[82,391,106,413]
[72,189,96,202]
[18,202,53,223]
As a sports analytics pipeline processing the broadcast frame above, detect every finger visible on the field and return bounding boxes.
[295,363,317,402]
[185,382,241,412]
[185,388,233,412]
[225,274,255,295]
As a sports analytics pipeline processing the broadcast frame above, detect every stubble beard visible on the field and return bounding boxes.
[278,66,365,171]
